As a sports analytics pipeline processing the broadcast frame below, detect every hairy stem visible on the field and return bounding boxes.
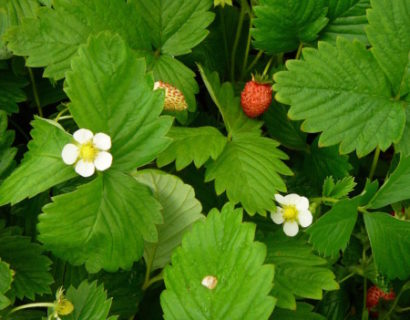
[10,302,55,314]
[28,67,43,117]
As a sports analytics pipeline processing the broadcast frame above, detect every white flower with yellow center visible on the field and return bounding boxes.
[61,128,112,178]
[271,193,313,237]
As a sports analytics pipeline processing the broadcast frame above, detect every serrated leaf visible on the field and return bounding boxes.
[364,212,410,279]
[0,260,12,310]
[198,65,262,137]
[133,0,215,56]
[0,231,53,300]
[0,111,16,179]
[264,232,338,309]
[0,69,27,113]
[307,198,360,257]
[38,170,163,273]
[270,303,326,320]
[205,133,292,216]
[65,32,172,172]
[369,155,410,209]
[274,38,406,157]
[64,281,113,320]
[161,203,276,320]
[135,170,204,271]
[252,0,329,53]
[0,117,76,206]
[320,0,370,44]
[323,176,356,199]
[5,0,150,80]
[157,126,227,170]
[366,0,410,97]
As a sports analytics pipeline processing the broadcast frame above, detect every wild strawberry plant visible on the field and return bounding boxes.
[0,0,409,319]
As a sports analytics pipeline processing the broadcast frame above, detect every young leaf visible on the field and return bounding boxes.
[369,155,410,209]
[205,133,292,216]
[64,281,113,320]
[274,38,406,157]
[252,0,329,53]
[271,303,326,320]
[366,0,410,97]
[65,32,172,172]
[307,198,360,257]
[135,170,203,271]
[0,260,12,310]
[364,212,410,279]
[157,126,227,170]
[0,117,76,206]
[264,232,338,309]
[161,203,276,320]
[5,0,150,80]
[133,0,215,56]
[38,170,163,273]
[0,111,16,179]
[322,176,356,199]
[0,70,27,113]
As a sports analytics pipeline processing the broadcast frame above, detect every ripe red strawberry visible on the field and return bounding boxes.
[154,81,188,111]
[366,286,396,317]
[240,78,272,118]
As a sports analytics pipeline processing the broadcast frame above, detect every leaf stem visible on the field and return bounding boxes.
[230,0,247,81]
[10,302,55,314]
[368,147,380,181]
[361,249,368,320]
[310,196,339,204]
[241,16,253,80]
[28,67,43,117]
[339,272,355,284]
[295,42,303,60]
[261,55,274,78]
[142,271,164,290]
[142,244,158,290]
[54,108,69,122]
[220,6,230,79]
[244,50,263,75]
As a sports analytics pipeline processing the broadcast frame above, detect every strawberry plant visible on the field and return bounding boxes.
[0,0,409,319]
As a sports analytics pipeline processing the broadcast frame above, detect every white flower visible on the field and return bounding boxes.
[271,193,313,237]
[61,128,112,177]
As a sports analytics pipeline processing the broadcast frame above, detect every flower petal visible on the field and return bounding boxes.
[93,133,111,151]
[274,194,287,205]
[61,144,79,165]
[271,209,284,224]
[75,160,95,177]
[73,128,93,144]
[295,196,309,211]
[298,210,313,227]
[94,151,112,171]
[283,221,299,237]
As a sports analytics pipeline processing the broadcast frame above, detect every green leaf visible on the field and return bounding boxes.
[135,170,204,271]
[38,170,163,273]
[307,197,360,257]
[0,117,76,206]
[161,203,276,320]
[270,303,326,320]
[5,0,150,80]
[322,176,357,199]
[205,133,292,216]
[0,260,12,310]
[366,0,410,97]
[0,69,27,113]
[274,38,406,157]
[396,106,410,156]
[133,0,215,56]
[320,0,370,44]
[0,230,53,300]
[64,281,113,320]
[252,0,329,53]
[364,212,410,279]
[65,32,172,172]
[198,65,262,137]
[369,155,410,209]
[0,111,16,179]
[157,126,227,170]
[264,232,338,309]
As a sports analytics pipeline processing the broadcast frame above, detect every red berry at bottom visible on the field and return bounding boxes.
[240,80,272,118]
[366,286,396,317]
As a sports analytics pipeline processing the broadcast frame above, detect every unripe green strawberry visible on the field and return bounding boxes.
[240,79,272,118]
[154,81,188,112]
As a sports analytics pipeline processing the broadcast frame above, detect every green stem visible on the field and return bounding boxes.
[220,6,230,79]
[396,306,410,313]
[310,196,339,204]
[10,302,55,314]
[339,272,355,284]
[142,271,164,290]
[28,67,42,117]
[57,115,73,121]
[295,43,303,60]
[380,282,410,320]
[54,108,69,122]
[361,249,368,320]
[261,56,274,77]
[244,50,263,75]
[142,244,158,290]
[230,0,246,81]
[368,147,380,181]
[241,17,253,79]
[9,118,30,141]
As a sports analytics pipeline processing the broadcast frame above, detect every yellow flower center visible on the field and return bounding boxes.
[282,205,298,221]
[79,143,97,162]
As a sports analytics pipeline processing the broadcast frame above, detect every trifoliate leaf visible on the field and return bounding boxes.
[307,197,360,257]
[252,0,329,53]
[263,232,338,309]
[320,0,370,44]
[161,203,276,320]
[396,106,410,156]
[271,303,326,320]
[135,170,204,271]
[0,260,12,310]
[205,133,292,216]
[366,0,410,97]
[133,0,215,56]
[0,117,76,206]
[64,281,113,320]
[198,64,262,137]
[369,155,410,209]
[0,69,27,113]
[65,32,172,172]
[0,230,53,300]
[5,0,150,80]
[38,170,163,273]
[364,212,410,279]
[0,111,16,179]
[157,126,227,170]
[322,176,356,199]
[274,38,406,157]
